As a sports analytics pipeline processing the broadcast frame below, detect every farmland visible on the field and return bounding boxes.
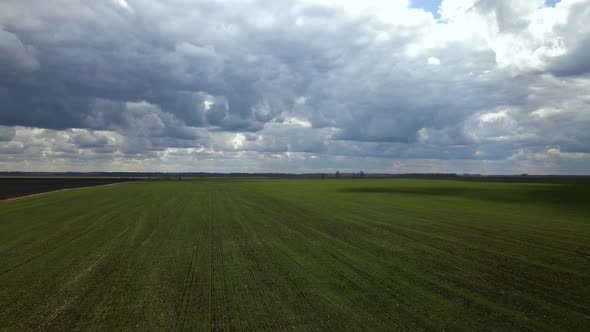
[1,179,589,330]
[0,177,137,201]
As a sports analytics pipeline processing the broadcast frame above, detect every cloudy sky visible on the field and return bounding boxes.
[0,0,589,174]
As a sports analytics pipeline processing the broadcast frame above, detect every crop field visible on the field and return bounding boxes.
[1,179,589,330]
[0,177,136,201]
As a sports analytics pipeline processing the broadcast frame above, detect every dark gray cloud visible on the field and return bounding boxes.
[0,0,589,174]
[548,1,590,76]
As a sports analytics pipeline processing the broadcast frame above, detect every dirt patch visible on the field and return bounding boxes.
[0,178,138,201]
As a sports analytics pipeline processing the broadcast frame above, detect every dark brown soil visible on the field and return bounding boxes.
[0,178,137,200]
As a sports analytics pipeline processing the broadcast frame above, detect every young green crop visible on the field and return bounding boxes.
[1,179,589,330]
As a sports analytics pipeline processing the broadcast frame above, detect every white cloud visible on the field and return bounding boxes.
[0,0,589,173]
[427,57,441,65]
[438,0,478,21]
[113,0,132,11]
[282,117,312,128]
[232,133,246,149]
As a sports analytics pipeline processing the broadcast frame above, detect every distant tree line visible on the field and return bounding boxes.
[351,171,365,179]
[320,171,366,179]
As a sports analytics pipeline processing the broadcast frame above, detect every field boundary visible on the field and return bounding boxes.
[0,181,133,203]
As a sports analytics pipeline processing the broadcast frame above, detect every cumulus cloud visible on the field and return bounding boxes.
[0,29,39,72]
[0,126,16,141]
[0,0,589,174]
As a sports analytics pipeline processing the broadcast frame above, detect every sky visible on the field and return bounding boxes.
[1,0,589,174]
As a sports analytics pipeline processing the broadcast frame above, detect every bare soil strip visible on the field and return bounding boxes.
[0,181,132,203]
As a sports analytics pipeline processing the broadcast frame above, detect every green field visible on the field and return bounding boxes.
[1,179,589,330]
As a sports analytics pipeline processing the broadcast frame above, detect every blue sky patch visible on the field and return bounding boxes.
[411,0,562,17]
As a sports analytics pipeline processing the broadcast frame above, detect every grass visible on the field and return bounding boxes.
[0,179,589,330]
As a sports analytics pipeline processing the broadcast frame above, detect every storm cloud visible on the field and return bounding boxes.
[0,0,589,173]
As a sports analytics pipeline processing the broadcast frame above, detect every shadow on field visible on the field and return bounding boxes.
[340,183,590,211]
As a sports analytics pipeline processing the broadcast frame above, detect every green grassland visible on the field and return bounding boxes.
[1,179,589,330]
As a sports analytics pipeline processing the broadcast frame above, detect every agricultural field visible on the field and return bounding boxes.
[0,177,136,201]
[0,179,589,330]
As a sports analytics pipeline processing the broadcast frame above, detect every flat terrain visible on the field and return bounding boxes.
[0,179,589,330]
[0,177,136,201]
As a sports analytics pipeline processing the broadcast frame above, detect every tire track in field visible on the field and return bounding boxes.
[165,188,203,330]
[346,194,590,261]
[246,187,558,330]
[230,188,394,329]
[346,212,590,307]
[74,194,168,329]
[57,202,159,330]
[233,185,321,330]
[258,189,582,317]
[37,212,145,330]
[234,189,479,329]
[209,231,223,331]
[305,199,518,328]
[187,208,214,331]
[222,191,286,330]
[129,191,193,329]
[150,191,196,329]
[174,242,198,331]
[280,224,425,330]
[211,186,241,331]
[336,193,590,265]
[1,196,154,330]
[210,184,257,330]
[217,236,237,331]
[230,196,318,329]
[0,216,115,278]
[207,192,217,331]
[301,214,547,329]
[0,200,148,278]
[236,193,363,327]
[257,239,326,328]
[136,206,170,329]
